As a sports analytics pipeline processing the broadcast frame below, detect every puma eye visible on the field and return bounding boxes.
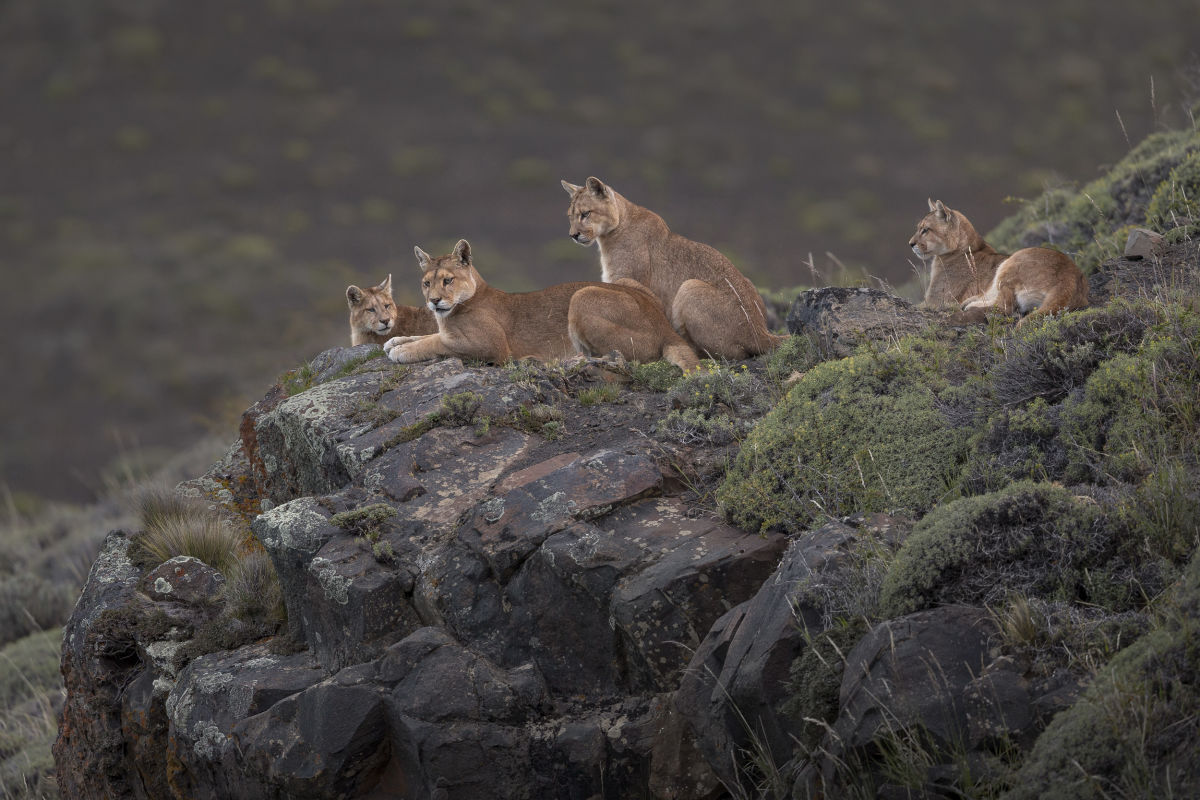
[443,277,453,286]
[580,211,590,220]
[422,280,430,288]
[920,227,929,235]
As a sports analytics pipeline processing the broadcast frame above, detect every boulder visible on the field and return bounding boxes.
[662,513,908,795]
[1124,226,1164,259]
[786,287,938,358]
[144,556,225,605]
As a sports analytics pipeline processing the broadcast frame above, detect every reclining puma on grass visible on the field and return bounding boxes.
[345,274,437,345]
[562,177,786,360]
[910,199,1088,325]
[383,239,699,370]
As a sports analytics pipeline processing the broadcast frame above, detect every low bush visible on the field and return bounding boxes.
[1003,550,1200,800]
[877,482,1129,617]
[719,340,968,533]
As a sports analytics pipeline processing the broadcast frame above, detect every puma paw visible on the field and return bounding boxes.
[384,335,420,350]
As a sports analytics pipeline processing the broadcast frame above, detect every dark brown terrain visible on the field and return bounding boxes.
[1,0,1198,502]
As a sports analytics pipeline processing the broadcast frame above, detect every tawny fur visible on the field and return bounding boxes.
[562,177,785,360]
[346,274,437,346]
[909,199,1007,309]
[911,199,1088,324]
[384,240,699,371]
[960,249,1089,327]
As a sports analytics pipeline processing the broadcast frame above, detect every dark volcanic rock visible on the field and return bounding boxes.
[786,286,938,357]
[57,353,803,799]
[662,513,908,794]
[144,555,225,604]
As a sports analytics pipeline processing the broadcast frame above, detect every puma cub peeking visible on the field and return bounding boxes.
[910,199,1088,324]
[346,274,437,345]
[562,177,785,360]
[383,239,699,370]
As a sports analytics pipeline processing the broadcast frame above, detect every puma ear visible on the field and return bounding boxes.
[585,176,607,198]
[414,246,432,270]
[346,285,364,306]
[561,179,581,195]
[375,274,392,294]
[934,200,950,221]
[453,239,472,265]
[927,198,937,212]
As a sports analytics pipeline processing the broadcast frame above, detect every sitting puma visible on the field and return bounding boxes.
[561,177,785,360]
[909,199,1008,308]
[909,200,1087,324]
[383,239,699,370]
[346,274,437,345]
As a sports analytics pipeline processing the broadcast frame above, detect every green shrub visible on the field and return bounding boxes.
[719,342,967,533]
[1059,308,1200,486]
[666,363,767,417]
[1002,550,1200,800]
[1147,150,1200,230]
[784,619,870,751]
[763,333,823,389]
[439,391,483,426]
[988,301,1154,409]
[962,398,1066,493]
[328,503,397,542]
[988,128,1200,271]
[657,407,741,446]
[1118,459,1200,564]
[630,360,685,392]
[877,482,1121,618]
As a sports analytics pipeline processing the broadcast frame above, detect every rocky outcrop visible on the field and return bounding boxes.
[786,286,940,357]
[56,352,790,799]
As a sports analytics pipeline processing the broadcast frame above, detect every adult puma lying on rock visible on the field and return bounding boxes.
[562,177,785,360]
[384,239,699,370]
[346,274,437,345]
[910,199,1088,324]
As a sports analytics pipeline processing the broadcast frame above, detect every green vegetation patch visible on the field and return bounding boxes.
[329,503,396,540]
[877,482,1119,618]
[0,575,74,649]
[1147,149,1200,231]
[0,629,62,709]
[718,340,967,533]
[629,360,686,392]
[784,619,870,751]
[1002,550,1200,800]
[1058,303,1200,487]
[988,128,1200,272]
[657,363,768,448]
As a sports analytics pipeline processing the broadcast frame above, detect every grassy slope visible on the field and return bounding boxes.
[721,125,1200,796]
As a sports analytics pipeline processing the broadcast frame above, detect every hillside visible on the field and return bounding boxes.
[10,122,1195,798]
[2,0,1199,504]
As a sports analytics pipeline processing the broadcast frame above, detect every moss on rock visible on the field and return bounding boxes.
[718,339,968,533]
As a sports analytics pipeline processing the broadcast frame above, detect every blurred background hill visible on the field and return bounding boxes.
[1,0,1199,505]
